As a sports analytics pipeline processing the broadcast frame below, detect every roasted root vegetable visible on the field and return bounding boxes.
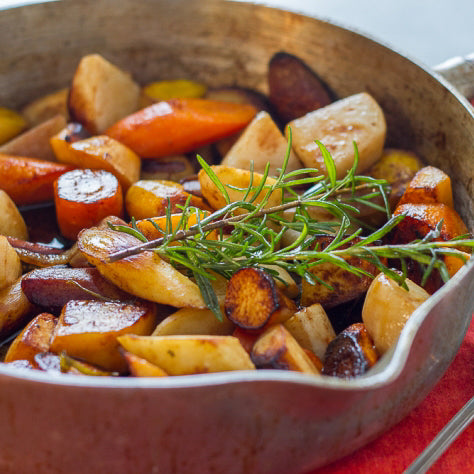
[77,226,206,308]
[268,51,333,124]
[322,323,378,378]
[21,87,70,126]
[142,79,207,101]
[49,299,157,372]
[0,107,26,145]
[224,267,297,330]
[284,304,336,360]
[68,54,140,134]
[287,92,386,179]
[51,135,140,191]
[125,179,209,220]
[0,153,73,206]
[0,114,67,161]
[140,155,194,182]
[221,111,302,176]
[118,334,255,375]
[123,351,168,377]
[0,190,28,240]
[362,274,430,354]
[251,324,320,375]
[0,236,22,291]
[4,312,57,364]
[54,169,124,240]
[105,98,257,158]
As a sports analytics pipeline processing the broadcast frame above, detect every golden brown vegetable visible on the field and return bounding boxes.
[123,351,168,377]
[140,155,194,182]
[142,79,207,101]
[0,107,26,145]
[0,190,28,239]
[0,236,22,291]
[21,87,70,126]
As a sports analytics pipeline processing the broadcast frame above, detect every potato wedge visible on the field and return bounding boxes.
[0,190,28,239]
[22,87,70,126]
[152,307,234,336]
[4,312,57,364]
[52,135,140,191]
[77,226,206,308]
[0,114,67,161]
[118,334,255,375]
[198,165,283,212]
[362,273,429,354]
[225,267,297,330]
[287,92,386,178]
[322,322,378,378]
[0,236,22,291]
[251,324,320,375]
[69,54,140,134]
[284,304,335,359]
[123,351,168,377]
[221,111,302,176]
[50,299,157,372]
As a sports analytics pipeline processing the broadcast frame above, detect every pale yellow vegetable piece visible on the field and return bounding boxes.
[222,111,302,176]
[142,79,207,101]
[69,54,140,134]
[0,107,27,145]
[118,334,256,375]
[123,351,169,377]
[21,87,70,126]
[77,226,206,308]
[286,92,386,179]
[198,165,283,212]
[262,265,299,299]
[362,274,430,354]
[0,190,28,239]
[284,304,336,360]
[0,236,22,291]
[152,307,234,336]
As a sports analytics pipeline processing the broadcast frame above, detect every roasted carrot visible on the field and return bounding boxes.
[0,153,73,206]
[54,169,123,240]
[105,98,257,158]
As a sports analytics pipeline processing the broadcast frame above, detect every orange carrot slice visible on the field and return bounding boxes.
[106,98,257,158]
[54,169,123,240]
[0,153,73,206]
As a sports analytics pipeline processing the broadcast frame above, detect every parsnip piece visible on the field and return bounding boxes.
[225,267,297,330]
[322,322,378,378]
[118,334,256,375]
[0,190,28,239]
[284,304,335,359]
[77,226,206,308]
[198,165,283,212]
[0,236,22,291]
[0,114,67,161]
[123,351,168,377]
[68,54,140,134]
[251,324,320,375]
[0,276,35,339]
[50,299,157,372]
[140,155,194,182]
[362,274,430,354]
[152,307,234,336]
[287,92,386,178]
[262,265,299,299]
[221,111,302,176]
[4,312,57,364]
[22,87,70,126]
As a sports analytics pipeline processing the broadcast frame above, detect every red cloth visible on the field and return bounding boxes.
[313,316,474,473]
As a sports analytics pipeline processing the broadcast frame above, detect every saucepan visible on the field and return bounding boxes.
[0,0,472,472]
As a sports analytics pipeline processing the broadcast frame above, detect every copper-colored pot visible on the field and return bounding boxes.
[0,1,473,473]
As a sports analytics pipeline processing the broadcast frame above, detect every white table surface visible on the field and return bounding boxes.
[0,0,473,68]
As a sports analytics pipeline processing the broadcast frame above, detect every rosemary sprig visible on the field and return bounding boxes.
[106,141,474,313]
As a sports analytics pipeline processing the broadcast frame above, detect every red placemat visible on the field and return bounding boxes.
[311,315,474,473]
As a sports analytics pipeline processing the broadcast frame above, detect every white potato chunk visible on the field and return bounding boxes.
[0,236,22,291]
[362,273,430,354]
[69,54,140,134]
[284,304,336,359]
[0,190,28,240]
[118,334,256,375]
[286,92,386,178]
[222,111,302,176]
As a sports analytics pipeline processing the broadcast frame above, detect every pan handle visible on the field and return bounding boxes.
[433,53,474,99]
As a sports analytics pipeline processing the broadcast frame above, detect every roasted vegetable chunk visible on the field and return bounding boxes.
[0,235,22,291]
[322,323,378,378]
[0,190,28,240]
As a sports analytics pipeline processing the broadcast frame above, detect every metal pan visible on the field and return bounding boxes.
[0,1,472,472]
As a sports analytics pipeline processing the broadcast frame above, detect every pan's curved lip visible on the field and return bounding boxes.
[1,259,472,391]
[0,0,472,393]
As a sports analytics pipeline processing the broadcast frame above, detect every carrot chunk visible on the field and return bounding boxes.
[106,98,257,158]
[54,169,123,240]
